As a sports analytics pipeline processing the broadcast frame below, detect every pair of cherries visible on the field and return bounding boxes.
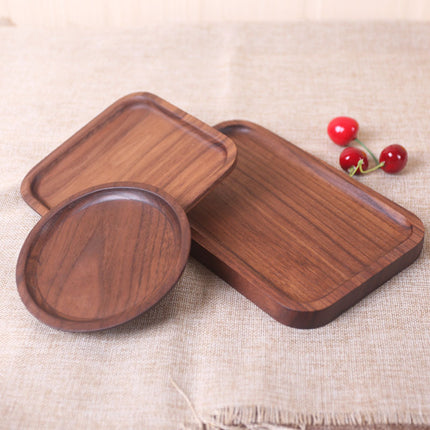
[327,117,408,176]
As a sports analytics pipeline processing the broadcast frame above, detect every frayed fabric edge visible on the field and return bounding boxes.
[198,406,430,429]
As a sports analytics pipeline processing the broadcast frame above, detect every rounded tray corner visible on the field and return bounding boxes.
[20,93,238,215]
[189,120,425,329]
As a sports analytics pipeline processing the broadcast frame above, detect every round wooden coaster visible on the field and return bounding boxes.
[16,183,191,332]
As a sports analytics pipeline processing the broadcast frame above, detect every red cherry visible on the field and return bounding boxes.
[328,117,359,146]
[339,147,369,175]
[379,144,408,173]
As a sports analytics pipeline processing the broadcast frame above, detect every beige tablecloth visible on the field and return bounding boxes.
[0,23,429,430]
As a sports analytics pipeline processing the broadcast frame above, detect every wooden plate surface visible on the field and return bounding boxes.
[16,184,191,332]
[21,92,237,214]
[188,121,424,328]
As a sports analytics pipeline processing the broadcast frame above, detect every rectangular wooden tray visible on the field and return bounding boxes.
[188,120,424,328]
[21,93,237,214]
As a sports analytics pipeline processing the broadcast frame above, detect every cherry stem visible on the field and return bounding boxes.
[354,138,379,165]
[360,161,385,174]
[348,159,363,177]
[349,159,385,177]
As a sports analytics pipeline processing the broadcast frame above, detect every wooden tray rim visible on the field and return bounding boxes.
[191,120,425,319]
[16,182,191,332]
[21,92,237,215]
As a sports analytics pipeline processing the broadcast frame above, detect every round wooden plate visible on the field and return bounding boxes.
[16,183,191,332]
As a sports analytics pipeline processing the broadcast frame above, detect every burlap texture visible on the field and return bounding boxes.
[0,23,429,429]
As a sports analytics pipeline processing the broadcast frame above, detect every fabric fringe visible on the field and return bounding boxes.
[194,406,430,429]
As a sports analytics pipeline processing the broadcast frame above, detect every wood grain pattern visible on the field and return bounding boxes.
[189,120,424,329]
[21,92,237,214]
[16,184,191,332]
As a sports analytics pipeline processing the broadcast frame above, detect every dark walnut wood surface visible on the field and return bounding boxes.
[21,92,237,214]
[16,184,191,332]
[189,121,424,328]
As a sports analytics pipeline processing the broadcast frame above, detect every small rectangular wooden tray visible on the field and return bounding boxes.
[21,93,237,214]
[188,120,424,328]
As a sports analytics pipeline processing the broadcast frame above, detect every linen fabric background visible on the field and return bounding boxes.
[0,23,429,429]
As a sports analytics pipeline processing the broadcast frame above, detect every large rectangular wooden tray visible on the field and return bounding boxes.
[21,93,237,214]
[188,120,424,328]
